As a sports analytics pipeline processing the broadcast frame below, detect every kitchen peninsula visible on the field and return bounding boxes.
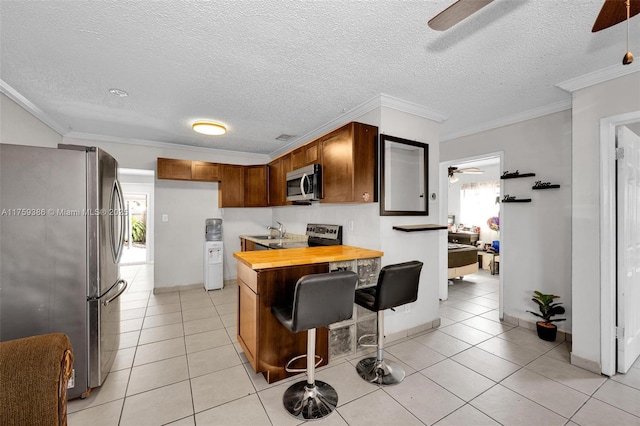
[233,245,383,383]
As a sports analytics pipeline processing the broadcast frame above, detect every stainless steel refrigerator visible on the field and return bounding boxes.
[0,143,127,399]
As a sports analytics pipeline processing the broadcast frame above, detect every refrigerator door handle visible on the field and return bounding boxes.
[98,279,128,306]
[110,179,126,263]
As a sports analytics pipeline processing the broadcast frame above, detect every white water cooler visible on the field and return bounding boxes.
[204,218,223,290]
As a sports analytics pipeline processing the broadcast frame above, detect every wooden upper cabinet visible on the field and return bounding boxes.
[321,122,378,204]
[219,164,245,207]
[304,141,321,166]
[157,158,220,182]
[245,165,268,207]
[157,158,192,180]
[268,157,285,206]
[191,161,220,182]
[290,141,321,170]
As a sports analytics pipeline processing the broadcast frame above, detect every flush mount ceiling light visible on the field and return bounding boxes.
[108,88,128,97]
[192,121,227,136]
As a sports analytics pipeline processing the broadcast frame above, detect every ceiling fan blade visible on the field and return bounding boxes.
[592,0,640,32]
[458,167,485,174]
[428,0,494,31]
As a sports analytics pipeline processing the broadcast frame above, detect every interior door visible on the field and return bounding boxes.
[617,125,640,373]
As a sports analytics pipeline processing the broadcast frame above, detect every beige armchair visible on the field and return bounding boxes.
[0,333,74,426]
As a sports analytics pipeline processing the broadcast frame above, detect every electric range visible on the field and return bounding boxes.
[267,223,343,249]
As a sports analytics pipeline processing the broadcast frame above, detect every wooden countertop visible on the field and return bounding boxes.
[233,245,383,270]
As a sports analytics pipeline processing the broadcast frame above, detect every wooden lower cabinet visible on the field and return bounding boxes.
[236,262,329,383]
[238,280,259,370]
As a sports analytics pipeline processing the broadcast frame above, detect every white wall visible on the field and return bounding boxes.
[378,107,442,335]
[441,110,572,333]
[1,93,62,147]
[571,72,640,369]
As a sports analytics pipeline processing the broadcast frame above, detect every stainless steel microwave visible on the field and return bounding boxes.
[286,164,322,202]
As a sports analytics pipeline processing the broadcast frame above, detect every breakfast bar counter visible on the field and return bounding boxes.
[234,245,383,270]
[233,245,383,383]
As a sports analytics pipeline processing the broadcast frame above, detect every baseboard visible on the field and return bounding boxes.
[153,283,203,294]
[571,353,601,375]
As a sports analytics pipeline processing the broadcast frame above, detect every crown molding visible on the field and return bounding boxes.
[269,94,449,158]
[0,79,67,135]
[556,63,640,93]
[440,99,572,142]
[379,93,449,123]
[65,130,270,160]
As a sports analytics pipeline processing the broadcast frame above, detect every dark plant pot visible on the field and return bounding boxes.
[536,321,557,341]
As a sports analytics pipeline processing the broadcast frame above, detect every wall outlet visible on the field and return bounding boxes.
[348,220,354,231]
[162,214,169,222]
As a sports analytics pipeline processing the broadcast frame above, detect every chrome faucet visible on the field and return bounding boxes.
[267,221,285,239]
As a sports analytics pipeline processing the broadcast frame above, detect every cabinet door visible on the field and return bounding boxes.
[321,125,354,203]
[268,158,285,206]
[290,146,305,170]
[238,280,258,370]
[351,123,377,203]
[157,158,192,180]
[291,142,320,170]
[304,141,320,165]
[191,161,220,182]
[245,165,268,207]
[219,165,245,207]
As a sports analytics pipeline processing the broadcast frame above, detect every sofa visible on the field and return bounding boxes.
[0,333,74,426]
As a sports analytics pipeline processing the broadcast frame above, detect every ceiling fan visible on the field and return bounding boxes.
[448,166,484,183]
[428,0,493,31]
[592,0,639,65]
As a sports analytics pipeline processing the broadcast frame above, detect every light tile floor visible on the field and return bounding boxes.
[68,265,640,426]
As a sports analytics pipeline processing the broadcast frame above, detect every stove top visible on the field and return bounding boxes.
[267,224,343,250]
[306,224,342,246]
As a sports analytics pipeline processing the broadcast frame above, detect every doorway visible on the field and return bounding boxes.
[119,169,155,265]
[600,112,640,376]
[440,152,504,318]
[122,193,148,264]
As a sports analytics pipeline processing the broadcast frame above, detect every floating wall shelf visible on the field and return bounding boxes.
[502,198,532,203]
[501,171,535,179]
[502,195,531,203]
[392,224,448,232]
[532,181,560,190]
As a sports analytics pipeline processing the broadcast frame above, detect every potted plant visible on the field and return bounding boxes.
[527,291,566,341]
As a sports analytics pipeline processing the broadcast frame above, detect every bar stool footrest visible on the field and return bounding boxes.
[284,353,323,373]
[357,333,378,348]
[356,357,405,385]
[282,380,338,420]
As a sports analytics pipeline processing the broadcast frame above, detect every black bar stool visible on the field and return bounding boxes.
[271,270,358,420]
[354,260,423,385]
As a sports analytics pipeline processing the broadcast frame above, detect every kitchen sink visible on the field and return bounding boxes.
[247,235,279,240]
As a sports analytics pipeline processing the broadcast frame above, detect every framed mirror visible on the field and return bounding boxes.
[379,134,429,216]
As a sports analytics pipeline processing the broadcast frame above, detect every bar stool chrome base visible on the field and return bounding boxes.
[282,380,338,420]
[356,357,406,385]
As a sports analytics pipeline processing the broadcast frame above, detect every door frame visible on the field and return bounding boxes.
[439,151,504,319]
[599,110,640,376]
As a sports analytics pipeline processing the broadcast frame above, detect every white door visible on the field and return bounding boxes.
[617,125,640,373]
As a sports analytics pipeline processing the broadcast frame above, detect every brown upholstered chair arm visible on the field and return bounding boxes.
[0,333,74,426]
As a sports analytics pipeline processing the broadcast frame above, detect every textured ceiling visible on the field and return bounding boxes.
[0,1,638,155]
